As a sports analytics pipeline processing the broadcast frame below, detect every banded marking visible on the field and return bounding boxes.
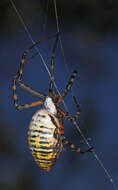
[28,109,63,172]
[57,70,78,104]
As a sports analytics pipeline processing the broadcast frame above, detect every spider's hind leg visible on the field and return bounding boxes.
[62,136,93,154]
[72,96,81,121]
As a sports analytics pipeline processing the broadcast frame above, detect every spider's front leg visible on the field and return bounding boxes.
[13,73,45,110]
[13,33,59,111]
[14,99,44,110]
[57,70,78,105]
[62,136,93,154]
[18,81,46,98]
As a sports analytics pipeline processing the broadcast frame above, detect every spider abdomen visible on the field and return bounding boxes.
[28,109,63,172]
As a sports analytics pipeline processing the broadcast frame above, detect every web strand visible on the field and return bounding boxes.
[10,0,118,189]
[53,0,118,189]
[53,0,71,75]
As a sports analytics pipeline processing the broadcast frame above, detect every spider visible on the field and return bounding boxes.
[13,33,92,172]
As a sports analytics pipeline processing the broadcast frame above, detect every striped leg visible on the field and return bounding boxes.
[13,56,46,105]
[13,90,44,110]
[18,81,46,98]
[58,107,74,122]
[13,34,59,94]
[57,70,78,104]
[13,34,58,110]
[13,71,45,110]
[63,137,93,154]
[72,96,80,120]
[16,33,59,82]
[59,115,64,135]
[49,33,59,96]
[58,97,80,122]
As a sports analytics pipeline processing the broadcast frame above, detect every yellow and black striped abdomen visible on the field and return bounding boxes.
[28,109,63,172]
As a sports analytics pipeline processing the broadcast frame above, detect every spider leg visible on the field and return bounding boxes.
[13,95,44,110]
[57,70,78,105]
[72,96,81,120]
[58,101,80,122]
[16,33,59,82]
[59,114,64,135]
[58,107,75,122]
[62,136,93,154]
[13,74,44,110]
[15,52,46,98]
[18,81,46,98]
[13,33,58,110]
[49,33,59,96]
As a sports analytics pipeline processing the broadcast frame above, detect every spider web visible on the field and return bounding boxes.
[10,0,118,189]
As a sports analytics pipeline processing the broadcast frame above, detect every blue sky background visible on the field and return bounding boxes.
[0,0,118,190]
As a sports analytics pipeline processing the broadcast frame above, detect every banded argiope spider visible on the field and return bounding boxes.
[12,33,92,172]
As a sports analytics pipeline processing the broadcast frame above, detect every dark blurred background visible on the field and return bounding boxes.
[0,0,118,190]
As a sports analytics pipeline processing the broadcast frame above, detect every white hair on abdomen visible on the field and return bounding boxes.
[44,97,57,115]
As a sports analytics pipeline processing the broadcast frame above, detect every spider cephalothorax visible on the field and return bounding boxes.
[13,33,92,172]
[50,90,59,104]
[44,96,57,115]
